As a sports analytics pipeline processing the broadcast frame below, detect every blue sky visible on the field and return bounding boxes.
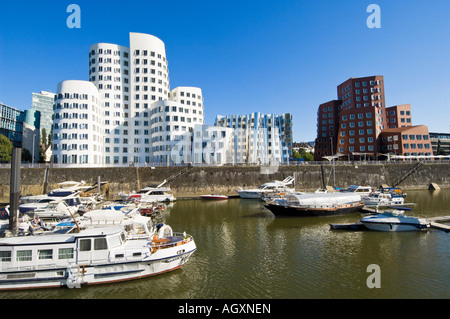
[1,0,449,142]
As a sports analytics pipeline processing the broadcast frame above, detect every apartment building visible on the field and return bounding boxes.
[386,104,412,128]
[52,32,205,166]
[31,91,56,135]
[314,75,432,161]
[379,125,433,156]
[315,76,385,160]
[215,112,293,165]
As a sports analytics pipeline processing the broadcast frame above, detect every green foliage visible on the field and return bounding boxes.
[0,134,12,162]
[292,148,314,161]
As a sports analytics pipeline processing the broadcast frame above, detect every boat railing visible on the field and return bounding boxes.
[150,232,194,253]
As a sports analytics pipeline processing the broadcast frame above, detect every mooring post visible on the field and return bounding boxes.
[9,147,21,235]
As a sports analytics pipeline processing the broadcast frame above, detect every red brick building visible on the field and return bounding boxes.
[314,76,386,160]
[385,104,412,128]
[314,76,432,161]
[379,125,433,157]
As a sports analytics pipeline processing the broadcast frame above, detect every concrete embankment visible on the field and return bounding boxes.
[0,162,449,202]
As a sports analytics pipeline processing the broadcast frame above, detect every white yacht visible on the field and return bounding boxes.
[119,181,176,203]
[340,185,372,198]
[0,223,196,290]
[237,176,295,199]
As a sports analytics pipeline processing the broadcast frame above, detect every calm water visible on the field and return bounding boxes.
[1,189,449,299]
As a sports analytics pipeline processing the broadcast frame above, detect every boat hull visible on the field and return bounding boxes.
[237,191,264,199]
[264,202,364,217]
[200,195,228,200]
[361,220,427,232]
[0,240,196,290]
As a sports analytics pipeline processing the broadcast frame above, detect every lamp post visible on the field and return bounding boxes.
[32,133,36,165]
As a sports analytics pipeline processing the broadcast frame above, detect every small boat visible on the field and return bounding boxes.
[360,210,428,231]
[200,194,228,200]
[119,180,176,203]
[0,223,196,290]
[237,176,295,199]
[264,193,364,217]
[340,185,372,198]
[363,191,405,206]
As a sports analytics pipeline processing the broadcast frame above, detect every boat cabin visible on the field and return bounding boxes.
[0,226,147,274]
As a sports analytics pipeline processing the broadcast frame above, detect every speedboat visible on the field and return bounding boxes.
[0,222,196,290]
[360,210,428,231]
[237,176,295,199]
[200,194,228,200]
[340,185,372,198]
[264,192,364,217]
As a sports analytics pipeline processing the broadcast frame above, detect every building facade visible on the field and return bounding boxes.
[379,125,433,157]
[0,103,25,148]
[385,104,412,128]
[430,132,450,155]
[31,91,55,136]
[215,112,293,165]
[52,32,206,166]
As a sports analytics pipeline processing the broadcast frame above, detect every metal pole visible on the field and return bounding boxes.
[9,147,21,235]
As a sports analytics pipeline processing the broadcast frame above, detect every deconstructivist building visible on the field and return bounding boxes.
[52,32,293,167]
[52,33,205,166]
[313,75,433,161]
[215,112,293,165]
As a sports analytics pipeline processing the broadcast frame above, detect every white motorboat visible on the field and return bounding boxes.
[0,223,196,290]
[360,210,428,231]
[237,176,295,199]
[363,191,405,206]
[20,195,84,215]
[200,194,228,200]
[340,185,372,198]
[119,180,176,202]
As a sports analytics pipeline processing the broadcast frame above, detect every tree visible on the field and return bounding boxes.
[41,128,47,146]
[0,134,12,162]
[22,148,32,162]
[293,148,314,161]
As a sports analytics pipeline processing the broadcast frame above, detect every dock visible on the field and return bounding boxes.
[426,216,450,232]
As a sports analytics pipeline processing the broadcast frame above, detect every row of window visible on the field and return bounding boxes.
[0,248,74,262]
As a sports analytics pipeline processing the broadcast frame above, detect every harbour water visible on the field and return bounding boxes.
[1,189,449,299]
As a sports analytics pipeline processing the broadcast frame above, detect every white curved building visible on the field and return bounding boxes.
[52,32,207,166]
[150,87,205,164]
[52,80,103,165]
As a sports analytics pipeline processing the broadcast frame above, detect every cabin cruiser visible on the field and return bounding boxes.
[340,185,372,198]
[0,222,196,290]
[264,192,364,217]
[363,191,405,206]
[119,180,176,203]
[360,210,428,231]
[237,176,295,199]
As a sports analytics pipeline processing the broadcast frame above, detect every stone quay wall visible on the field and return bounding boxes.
[0,162,448,202]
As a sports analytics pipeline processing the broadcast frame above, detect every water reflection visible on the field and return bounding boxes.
[0,190,449,299]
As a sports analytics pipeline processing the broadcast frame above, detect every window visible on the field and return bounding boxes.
[94,238,108,250]
[38,249,53,260]
[80,239,91,251]
[17,250,32,262]
[0,251,11,262]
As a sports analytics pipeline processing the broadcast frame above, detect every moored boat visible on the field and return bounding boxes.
[264,193,364,217]
[340,185,372,198]
[200,194,228,200]
[363,191,405,206]
[360,210,428,231]
[0,223,196,290]
[237,176,295,199]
